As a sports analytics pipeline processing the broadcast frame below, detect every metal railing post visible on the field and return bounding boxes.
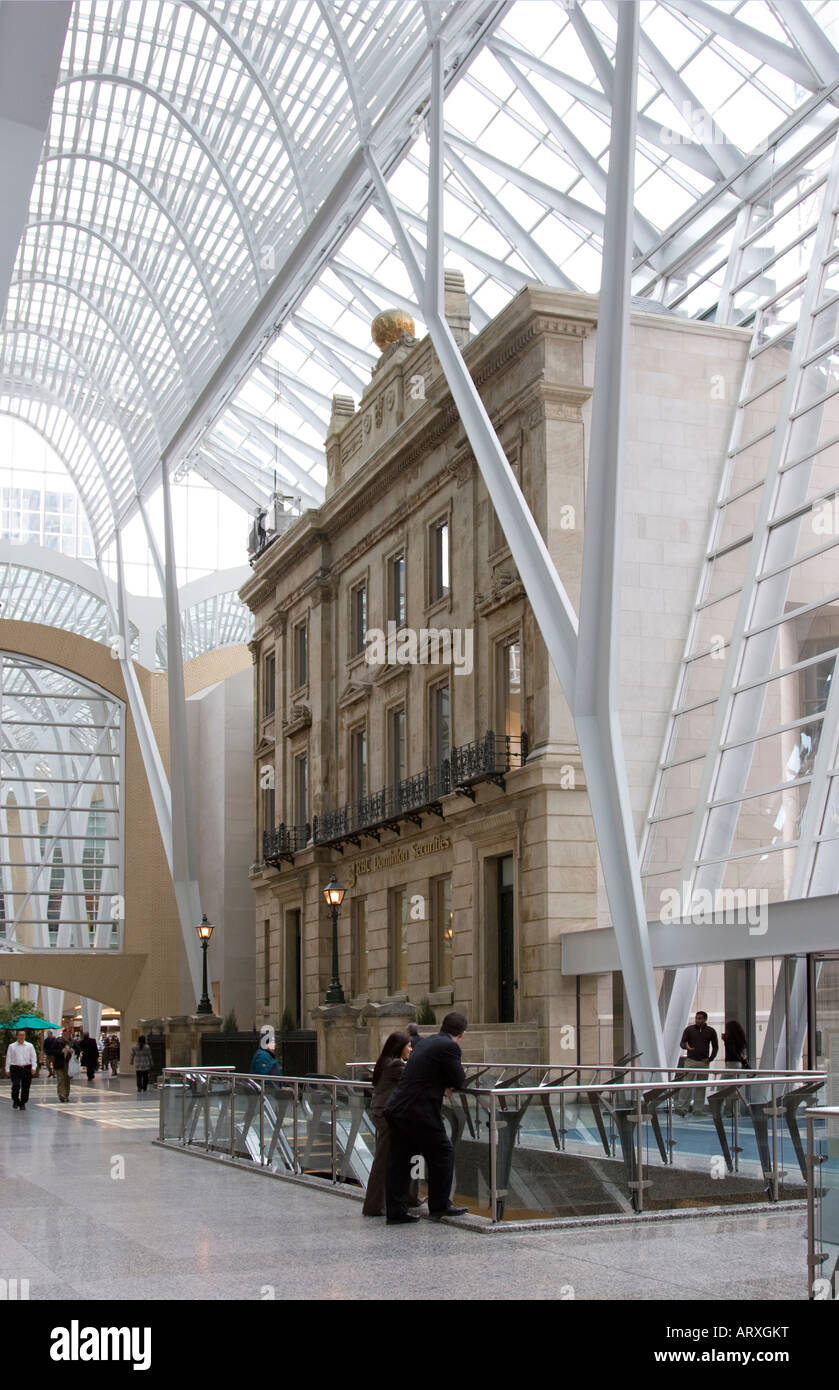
[204,1076,210,1150]
[293,1081,299,1172]
[635,1084,644,1214]
[770,1082,779,1202]
[806,1110,816,1299]
[229,1074,235,1157]
[158,1071,165,1141]
[259,1079,265,1165]
[490,1091,498,1223]
[181,1072,185,1145]
[331,1083,338,1183]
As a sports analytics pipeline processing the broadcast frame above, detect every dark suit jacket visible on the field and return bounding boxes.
[384,1032,466,1127]
[370,1057,405,1120]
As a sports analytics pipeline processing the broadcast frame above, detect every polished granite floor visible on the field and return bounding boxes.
[0,1076,808,1301]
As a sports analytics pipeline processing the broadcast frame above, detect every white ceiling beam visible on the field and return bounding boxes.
[770,0,839,87]
[0,1,71,319]
[444,143,576,288]
[488,34,722,182]
[665,0,820,90]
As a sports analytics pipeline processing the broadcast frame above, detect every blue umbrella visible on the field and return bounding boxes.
[0,1014,62,1030]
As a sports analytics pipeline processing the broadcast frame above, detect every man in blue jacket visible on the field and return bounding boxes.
[384,1012,468,1224]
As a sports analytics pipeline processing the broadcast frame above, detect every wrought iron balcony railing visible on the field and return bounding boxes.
[262,823,311,866]
[260,733,528,860]
[313,730,528,850]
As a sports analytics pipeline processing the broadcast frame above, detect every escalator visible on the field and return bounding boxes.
[178,1074,374,1186]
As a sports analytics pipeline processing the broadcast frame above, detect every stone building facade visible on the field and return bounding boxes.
[241,281,749,1067]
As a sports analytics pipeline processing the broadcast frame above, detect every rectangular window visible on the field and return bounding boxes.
[261,783,275,836]
[294,752,308,827]
[293,620,308,689]
[263,920,270,1007]
[433,876,453,989]
[389,706,406,786]
[388,552,406,625]
[353,897,368,996]
[497,638,522,739]
[263,651,276,716]
[429,517,450,602]
[431,682,450,767]
[351,582,367,655]
[350,726,367,801]
[389,886,408,993]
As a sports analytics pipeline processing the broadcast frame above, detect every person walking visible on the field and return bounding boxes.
[384,1012,469,1225]
[363,1031,412,1217]
[106,1034,120,1076]
[53,1031,74,1102]
[676,1009,719,1116]
[721,1020,750,1070]
[7,1029,37,1112]
[79,1032,99,1083]
[131,1035,153,1092]
[43,1031,58,1078]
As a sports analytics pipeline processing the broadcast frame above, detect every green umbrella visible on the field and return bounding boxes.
[0,1014,61,1030]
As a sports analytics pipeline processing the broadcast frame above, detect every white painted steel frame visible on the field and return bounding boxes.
[370,9,665,1066]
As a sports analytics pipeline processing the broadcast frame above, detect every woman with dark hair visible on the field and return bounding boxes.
[362,1032,412,1217]
[721,1020,750,1069]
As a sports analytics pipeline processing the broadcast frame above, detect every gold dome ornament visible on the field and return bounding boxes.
[371,308,416,351]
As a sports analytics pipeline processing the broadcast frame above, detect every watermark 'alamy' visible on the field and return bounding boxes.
[50,1321,151,1370]
[659,883,768,936]
[365,622,473,675]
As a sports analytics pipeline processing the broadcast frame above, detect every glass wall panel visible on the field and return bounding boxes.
[714,722,822,802]
[677,652,727,709]
[652,757,706,818]
[665,704,717,765]
[714,487,762,551]
[700,781,810,864]
[645,813,694,876]
[690,593,740,655]
[702,540,750,602]
[728,656,836,742]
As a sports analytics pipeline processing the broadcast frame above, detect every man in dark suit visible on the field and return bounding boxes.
[384,1011,468,1225]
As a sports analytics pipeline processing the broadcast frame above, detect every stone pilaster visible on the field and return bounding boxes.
[311,1002,363,1074]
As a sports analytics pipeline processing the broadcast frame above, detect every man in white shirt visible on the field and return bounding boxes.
[7,1029,38,1111]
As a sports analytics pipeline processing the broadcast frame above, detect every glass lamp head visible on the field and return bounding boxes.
[323,874,346,908]
[196,914,214,942]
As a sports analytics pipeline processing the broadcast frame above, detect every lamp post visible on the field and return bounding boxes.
[195,914,215,1015]
[322,874,346,1004]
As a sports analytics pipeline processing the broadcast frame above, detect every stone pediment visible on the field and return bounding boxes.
[282,704,311,737]
[475,575,524,617]
[337,680,370,710]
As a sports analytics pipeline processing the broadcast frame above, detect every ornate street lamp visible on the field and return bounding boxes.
[195,914,215,1015]
[322,874,346,1004]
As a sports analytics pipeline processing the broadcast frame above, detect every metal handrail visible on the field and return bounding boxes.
[158,1067,826,1224]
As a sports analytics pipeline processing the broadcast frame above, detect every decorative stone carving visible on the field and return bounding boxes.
[283,704,312,738]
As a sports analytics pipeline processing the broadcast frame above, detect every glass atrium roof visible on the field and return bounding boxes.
[2,1,839,559]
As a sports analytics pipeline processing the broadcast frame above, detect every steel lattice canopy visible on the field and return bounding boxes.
[1,0,838,554]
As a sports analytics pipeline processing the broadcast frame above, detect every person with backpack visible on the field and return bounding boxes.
[131,1035,154,1092]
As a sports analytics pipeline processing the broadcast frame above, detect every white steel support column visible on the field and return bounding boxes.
[369,17,664,1065]
[160,463,205,1002]
[101,539,203,1000]
[573,2,665,1068]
